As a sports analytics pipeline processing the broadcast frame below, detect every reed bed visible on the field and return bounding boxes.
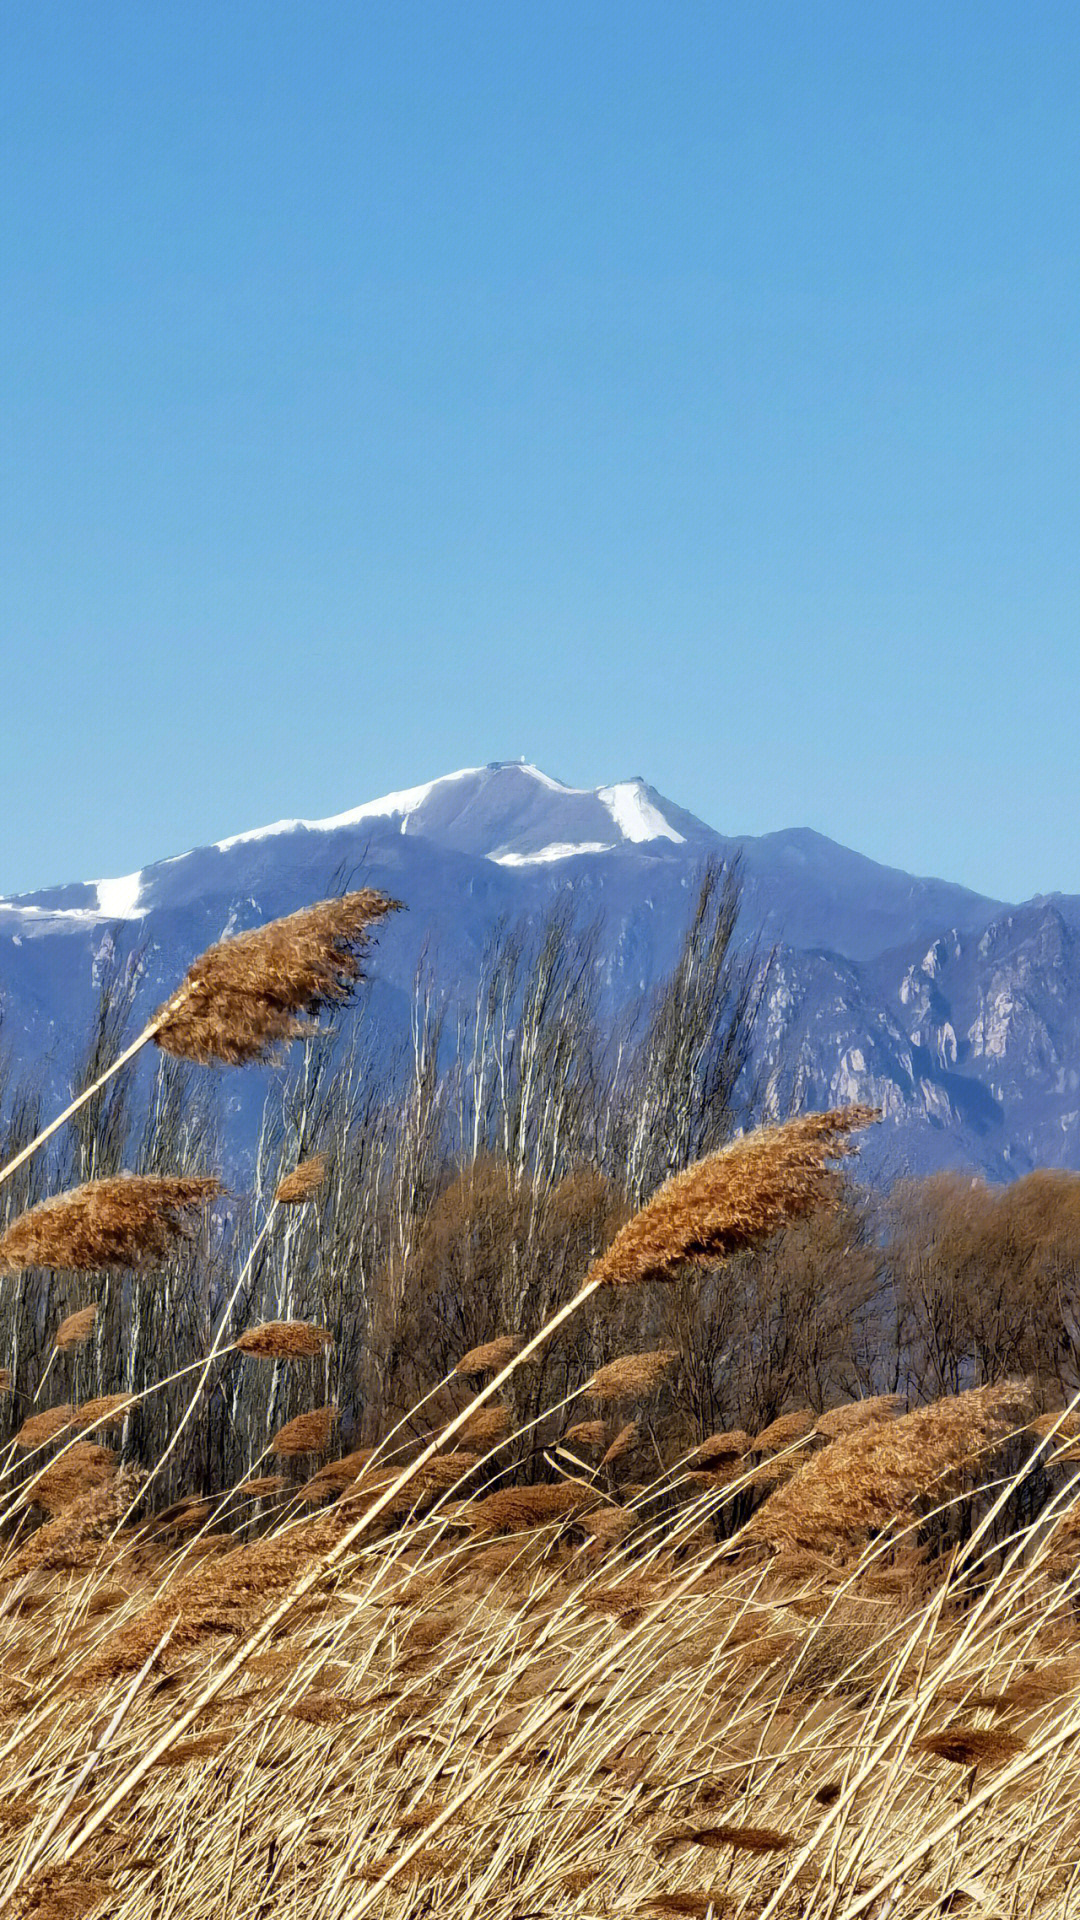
[5,893,1080,1915]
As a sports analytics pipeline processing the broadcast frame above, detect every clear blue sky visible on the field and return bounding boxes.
[3,2,1078,902]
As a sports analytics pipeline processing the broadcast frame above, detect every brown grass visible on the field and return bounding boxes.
[453,1335,522,1375]
[235,1320,333,1360]
[584,1105,879,1287]
[0,1175,224,1274]
[589,1350,679,1403]
[748,1379,1036,1550]
[273,1155,327,1205]
[154,890,402,1066]
[269,1406,338,1457]
[53,1306,98,1351]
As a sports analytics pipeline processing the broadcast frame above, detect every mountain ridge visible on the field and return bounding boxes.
[1,761,1073,1184]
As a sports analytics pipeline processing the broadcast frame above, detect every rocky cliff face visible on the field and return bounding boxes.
[3,761,1075,1182]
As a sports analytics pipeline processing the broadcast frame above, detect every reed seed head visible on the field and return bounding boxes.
[53,1304,98,1351]
[601,1421,639,1467]
[0,1174,223,1273]
[916,1725,1026,1769]
[565,1419,609,1449]
[690,1429,750,1466]
[269,1405,338,1457]
[72,1393,135,1430]
[154,890,402,1066]
[454,1401,511,1446]
[815,1394,904,1439]
[273,1155,327,1205]
[454,1334,522,1375]
[749,1380,1035,1551]
[236,1320,333,1360]
[586,1105,879,1287]
[14,1405,73,1448]
[31,1442,116,1514]
[467,1481,592,1532]
[588,1350,678,1403]
[753,1409,818,1451]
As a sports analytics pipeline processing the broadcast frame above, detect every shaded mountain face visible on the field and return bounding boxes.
[2,759,1068,1181]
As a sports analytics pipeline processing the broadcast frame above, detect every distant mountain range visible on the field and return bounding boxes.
[3,760,1078,1182]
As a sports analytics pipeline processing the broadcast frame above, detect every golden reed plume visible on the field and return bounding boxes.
[585,1105,878,1288]
[0,890,401,1190]
[273,1156,327,1205]
[0,1174,223,1274]
[153,890,401,1067]
[235,1320,333,1360]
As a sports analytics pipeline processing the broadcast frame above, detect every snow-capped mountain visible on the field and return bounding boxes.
[3,760,1076,1181]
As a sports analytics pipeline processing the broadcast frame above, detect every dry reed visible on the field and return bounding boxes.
[585,1105,878,1287]
[71,1394,135,1430]
[454,1402,511,1447]
[30,1442,116,1514]
[273,1155,327,1205]
[588,1350,678,1403]
[815,1394,904,1439]
[748,1380,1036,1550]
[154,890,402,1066]
[269,1406,338,1457]
[13,1406,73,1448]
[753,1408,817,1451]
[235,1320,333,1360]
[690,1429,750,1465]
[0,1175,223,1273]
[601,1421,639,1467]
[52,1306,97,1352]
[467,1482,593,1532]
[564,1419,609,1449]
[454,1334,522,1375]
[916,1726,1027,1768]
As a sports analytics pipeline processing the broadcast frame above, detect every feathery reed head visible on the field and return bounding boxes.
[453,1401,512,1447]
[31,1442,116,1514]
[585,1105,879,1287]
[13,1405,73,1448]
[690,1429,750,1466]
[53,1304,98,1351]
[748,1379,1035,1551]
[815,1394,903,1439]
[753,1408,818,1451]
[454,1334,522,1375]
[601,1420,639,1467]
[240,1474,290,1498]
[274,1155,327,1205]
[916,1725,1026,1769]
[467,1481,591,1532]
[588,1350,678,1403]
[269,1405,338,1457]
[72,1393,135,1430]
[235,1320,333,1360]
[565,1419,610,1450]
[154,890,402,1066]
[0,1174,223,1273]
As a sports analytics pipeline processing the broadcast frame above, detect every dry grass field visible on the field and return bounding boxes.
[2,892,1080,1918]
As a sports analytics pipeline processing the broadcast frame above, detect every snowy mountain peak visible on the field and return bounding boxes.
[214,762,695,870]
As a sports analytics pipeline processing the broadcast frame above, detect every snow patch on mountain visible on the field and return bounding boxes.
[491,841,617,867]
[598,781,685,845]
[95,871,145,919]
[214,767,485,852]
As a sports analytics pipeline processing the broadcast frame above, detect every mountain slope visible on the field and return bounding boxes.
[2,761,1070,1183]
